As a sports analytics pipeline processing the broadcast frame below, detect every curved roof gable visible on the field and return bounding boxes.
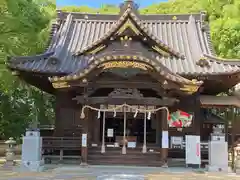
[7,1,240,78]
[74,4,184,59]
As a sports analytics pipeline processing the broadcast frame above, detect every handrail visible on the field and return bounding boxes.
[42,137,82,149]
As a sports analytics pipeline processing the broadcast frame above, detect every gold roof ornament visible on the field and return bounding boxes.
[87,44,106,55]
[52,81,70,89]
[180,84,199,94]
[172,16,178,20]
[117,19,141,35]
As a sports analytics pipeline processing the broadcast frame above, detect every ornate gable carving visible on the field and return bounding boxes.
[108,88,143,98]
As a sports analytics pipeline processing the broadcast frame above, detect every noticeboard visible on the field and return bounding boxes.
[185,135,201,165]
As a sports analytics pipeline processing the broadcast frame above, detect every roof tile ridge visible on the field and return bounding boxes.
[203,54,240,65]
[186,15,203,62]
[74,7,184,59]
[134,14,184,59]
[7,52,54,65]
[51,13,73,60]
[74,7,132,56]
[45,19,61,52]
[200,11,216,55]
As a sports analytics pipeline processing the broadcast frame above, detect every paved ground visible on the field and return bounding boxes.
[0,165,239,180]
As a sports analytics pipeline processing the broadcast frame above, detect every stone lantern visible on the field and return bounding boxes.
[4,137,16,167]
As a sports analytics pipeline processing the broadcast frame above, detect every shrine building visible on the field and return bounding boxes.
[7,0,240,166]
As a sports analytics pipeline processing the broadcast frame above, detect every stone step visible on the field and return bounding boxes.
[87,159,162,167]
[88,155,160,161]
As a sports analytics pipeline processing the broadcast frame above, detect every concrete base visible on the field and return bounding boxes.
[2,160,17,170]
[80,162,88,167]
[20,160,44,172]
[235,168,240,175]
[208,165,229,173]
[208,141,228,173]
[161,163,168,168]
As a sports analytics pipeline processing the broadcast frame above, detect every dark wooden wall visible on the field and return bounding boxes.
[54,90,82,137]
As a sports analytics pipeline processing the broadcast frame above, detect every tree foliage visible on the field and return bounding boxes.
[0,0,239,139]
[0,0,56,139]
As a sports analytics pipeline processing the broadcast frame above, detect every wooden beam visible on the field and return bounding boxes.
[69,80,178,97]
[73,96,178,106]
[70,80,179,90]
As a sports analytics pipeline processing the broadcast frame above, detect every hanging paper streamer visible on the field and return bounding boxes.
[113,109,116,117]
[147,112,151,120]
[80,109,85,119]
[97,110,101,119]
[168,110,193,128]
[134,109,138,118]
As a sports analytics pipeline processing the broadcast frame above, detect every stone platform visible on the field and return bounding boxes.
[0,165,239,180]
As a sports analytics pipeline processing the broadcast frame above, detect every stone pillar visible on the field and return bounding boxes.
[81,107,89,165]
[142,111,147,153]
[161,109,168,167]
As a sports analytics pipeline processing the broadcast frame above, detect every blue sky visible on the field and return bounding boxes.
[56,0,167,8]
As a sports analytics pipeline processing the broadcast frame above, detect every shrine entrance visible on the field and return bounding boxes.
[100,108,158,150]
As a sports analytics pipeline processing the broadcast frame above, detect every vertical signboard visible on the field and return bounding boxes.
[107,129,114,137]
[162,131,169,148]
[185,135,201,166]
[82,133,87,147]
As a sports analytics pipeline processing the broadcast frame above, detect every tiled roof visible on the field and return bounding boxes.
[8,4,240,77]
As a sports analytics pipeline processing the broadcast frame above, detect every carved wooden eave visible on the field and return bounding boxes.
[49,54,203,91]
[73,4,184,59]
[52,81,70,89]
[108,88,143,99]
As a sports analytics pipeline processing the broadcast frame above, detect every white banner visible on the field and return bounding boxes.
[82,133,87,147]
[185,135,201,165]
[162,131,169,148]
[107,129,114,137]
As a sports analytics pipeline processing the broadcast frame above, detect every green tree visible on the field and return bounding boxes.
[0,0,56,139]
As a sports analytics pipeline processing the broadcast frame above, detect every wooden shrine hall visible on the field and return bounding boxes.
[7,0,240,166]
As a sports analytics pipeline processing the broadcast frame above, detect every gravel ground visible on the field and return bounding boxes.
[0,165,239,180]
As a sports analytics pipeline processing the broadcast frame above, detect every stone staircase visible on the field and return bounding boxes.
[88,146,163,166]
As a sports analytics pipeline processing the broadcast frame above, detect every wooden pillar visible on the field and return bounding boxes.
[231,107,236,170]
[161,109,168,166]
[156,112,161,145]
[93,105,100,144]
[194,94,201,136]
[89,105,101,145]
[81,107,89,165]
